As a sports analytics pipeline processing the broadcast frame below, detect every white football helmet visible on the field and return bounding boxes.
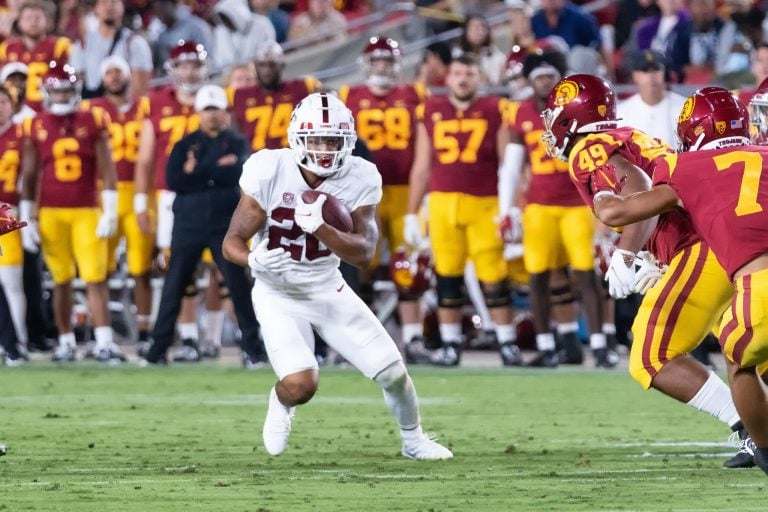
[287,92,357,177]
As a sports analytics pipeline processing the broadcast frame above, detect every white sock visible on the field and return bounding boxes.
[205,310,225,347]
[602,322,616,335]
[59,332,76,349]
[536,332,556,351]
[402,323,423,344]
[178,322,198,341]
[375,366,421,433]
[556,321,579,335]
[439,323,461,345]
[589,333,607,349]
[0,265,27,345]
[495,323,517,345]
[687,371,741,427]
[94,326,113,351]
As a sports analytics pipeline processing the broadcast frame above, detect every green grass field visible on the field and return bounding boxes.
[1,363,766,511]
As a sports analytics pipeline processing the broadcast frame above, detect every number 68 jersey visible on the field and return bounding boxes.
[240,148,382,288]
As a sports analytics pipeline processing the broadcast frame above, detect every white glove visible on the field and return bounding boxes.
[19,199,39,253]
[634,251,666,295]
[133,192,148,214]
[248,238,292,275]
[294,194,326,234]
[403,213,423,248]
[605,248,637,299]
[497,207,522,243]
[96,190,118,239]
[156,190,176,249]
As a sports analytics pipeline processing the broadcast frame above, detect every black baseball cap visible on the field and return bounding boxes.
[630,49,666,72]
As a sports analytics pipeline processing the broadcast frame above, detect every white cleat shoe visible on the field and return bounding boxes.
[262,387,295,456]
[402,432,454,460]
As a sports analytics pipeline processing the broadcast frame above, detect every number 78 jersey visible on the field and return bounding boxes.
[420,95,506,196]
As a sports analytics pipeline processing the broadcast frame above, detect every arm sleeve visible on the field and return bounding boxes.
[239,151,274,209]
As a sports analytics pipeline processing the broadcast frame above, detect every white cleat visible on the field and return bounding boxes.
[402,432,454,460]
[262,387,295,456]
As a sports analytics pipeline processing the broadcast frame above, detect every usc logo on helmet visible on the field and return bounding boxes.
[553,80,579,107]
[597,104,607,117]
[679,96,695,123]
[715,121,726,134]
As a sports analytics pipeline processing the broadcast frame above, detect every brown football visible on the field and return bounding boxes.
[301,190,354,233]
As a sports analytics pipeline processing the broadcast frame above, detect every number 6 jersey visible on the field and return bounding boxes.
[240,148,382,288]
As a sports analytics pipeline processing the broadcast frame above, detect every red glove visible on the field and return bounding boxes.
[590,164,627,195]
[0,204,27,236]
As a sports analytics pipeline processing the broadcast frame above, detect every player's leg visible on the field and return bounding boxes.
[550,267,584,364]
[0,228,27,352]
[200,251,224,358]
[467,196,520,366]
[428,192,467,365]
[316,279,452,459]
[122,199,154,348]
[39,208,77,361]
[0,279,22,364]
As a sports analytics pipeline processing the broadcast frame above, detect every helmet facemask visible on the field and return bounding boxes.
[750,94,768,145]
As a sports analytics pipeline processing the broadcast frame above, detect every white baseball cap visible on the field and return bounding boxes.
[0,62,28,82]
[100,55,131,79]
[194,84,227,111]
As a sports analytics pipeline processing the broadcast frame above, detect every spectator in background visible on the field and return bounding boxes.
[737,41,768,105]
[70,0,153,98]
[55,0,81,41]
[617,49,685,147]
[712,1,764,84]
[531,0,614,79]
[629,0,691,83]
[149,0,213,75]
[415,40,451,89]
[287,0,346,43]
[452,14,507,85]
[614,0,658,50]
[687,0,724,82]
[226,62,257,89]
[507,0,535,50]
[212,0,276,71]
[0,0,23,38]
[251,0,291,43]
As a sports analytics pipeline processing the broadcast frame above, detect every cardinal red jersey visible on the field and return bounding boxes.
[85,97,148,182]
[24,106,110,208]
[419,95,506,196]
[338,83,426,186]
[0,35,72,111]
[508,99,580,206]
[145,86,199,190]
[653,146,768,279]
[567,127,699,264]
[231,78,318,152]
[0,123,22,205]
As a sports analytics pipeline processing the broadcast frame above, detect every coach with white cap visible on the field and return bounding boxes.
[0,62,35,123]
[143,85,267,366]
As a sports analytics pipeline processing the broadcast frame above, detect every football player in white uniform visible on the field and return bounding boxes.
[223,92,453,460]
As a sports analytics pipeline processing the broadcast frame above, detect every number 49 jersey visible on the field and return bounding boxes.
[419,95,506,196]
[23,107,111,208]
[240,148,382,288]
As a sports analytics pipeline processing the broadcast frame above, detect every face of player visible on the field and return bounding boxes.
[446,62,480,102]
[370,57,395,79]
[18,7,47,39]
[47,88,76,113]
[531,73,558,101]
[306,135,343,170]
[103,67,130,96]
[0,93,13,126]
[256,60,282,89]
[95,0,124,27]
[173,61,204,91]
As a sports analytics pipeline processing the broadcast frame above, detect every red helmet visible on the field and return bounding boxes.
[749,77,768,144]
[504,45,527,81]
[42,62,80,116]
[164,40,208,94]
[361,36,401,87]
[390,247,432,297]
[677,87,750,152]
[541,74,618,161]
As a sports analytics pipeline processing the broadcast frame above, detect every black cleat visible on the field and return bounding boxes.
[724,431,756,469]
[95,347,127,364]
[557,332,584,365]
[405,337,434,364]
[499,343,523,366]
[527,350,558,368]
[136,341,151,358]
[242,352,270,370]
[754,445,768,476]
[593,348,619,368]
[199,342,220,359]
[430,345,461,367]
[172,339,201,362]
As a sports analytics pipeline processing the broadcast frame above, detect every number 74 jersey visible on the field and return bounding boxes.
[420,95,506,196]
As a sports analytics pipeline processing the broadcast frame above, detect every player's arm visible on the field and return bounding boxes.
[607,155,658,253]
[96,128,117,191]
[595,185,680,228]
[223,193,267,268]
[134,118,156,233]
[406,122,431,215]
[313,204,378,269]
[20,135,39,201]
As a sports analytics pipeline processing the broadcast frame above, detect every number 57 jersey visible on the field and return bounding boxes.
[240,148,382,289]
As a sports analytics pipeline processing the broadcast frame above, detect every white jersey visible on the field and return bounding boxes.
[240,148,382,289]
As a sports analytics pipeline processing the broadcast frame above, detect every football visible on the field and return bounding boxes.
[301,190,354,233]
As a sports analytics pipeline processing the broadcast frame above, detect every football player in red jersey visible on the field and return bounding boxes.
[18,63,123,363]
[544,76,753,468]
[230,42,320,153]
[134,40,206,356]
[406,53,522,367]
[593,87,768,475]
[0,0,71,111]
[749,76,768,145]
[84,56,154,347]
[505,49,613,368]
[337,36,431,361]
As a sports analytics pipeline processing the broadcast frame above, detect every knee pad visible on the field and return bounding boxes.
[550,284,575,306]
[398,291,421,302]
[183,274,198,298]
[218,280,230,300]
[482,281,511,308]
[374,361,408,389]
[436,275,464,308]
